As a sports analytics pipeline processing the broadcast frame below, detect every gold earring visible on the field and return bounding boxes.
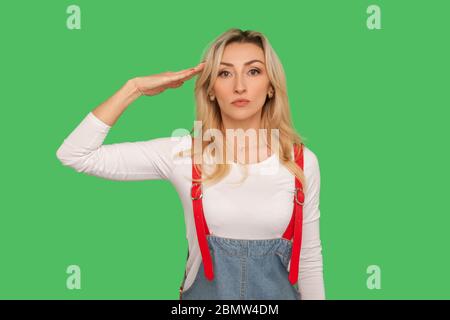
[268,91,274,99]
[209,95,215,101]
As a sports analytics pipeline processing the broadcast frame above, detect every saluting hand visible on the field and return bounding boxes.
[132,62,206,97]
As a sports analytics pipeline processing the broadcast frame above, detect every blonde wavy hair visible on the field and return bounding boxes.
[178,28,307,190]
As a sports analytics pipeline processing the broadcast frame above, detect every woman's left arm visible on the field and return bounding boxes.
[297,149,326,300]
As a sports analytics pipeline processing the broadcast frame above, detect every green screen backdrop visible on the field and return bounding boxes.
[1,0,449,299]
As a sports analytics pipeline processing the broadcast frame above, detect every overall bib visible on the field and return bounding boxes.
[179,143,305,300]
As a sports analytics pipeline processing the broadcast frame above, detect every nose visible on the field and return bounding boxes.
[233,73,246,94]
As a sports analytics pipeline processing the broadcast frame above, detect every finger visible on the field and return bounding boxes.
[168,81,184,88]
[180,72,198,82]
[166,63,204,84]
[191,62,206,73]
[174,62,205,76]
[178,67,198,76]
[171,70,198,82]
[182,63,205,77]
[196,62,206,69]
[172,66,196,76]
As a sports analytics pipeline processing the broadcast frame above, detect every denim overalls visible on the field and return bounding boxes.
[179,143,305,300]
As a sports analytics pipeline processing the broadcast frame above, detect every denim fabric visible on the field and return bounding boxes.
[180,235,301,300]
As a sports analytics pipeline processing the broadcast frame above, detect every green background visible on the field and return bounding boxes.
[1,0,449,299]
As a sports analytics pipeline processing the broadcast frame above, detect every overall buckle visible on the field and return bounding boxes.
[294,187,304,205]
[191,183,203,200]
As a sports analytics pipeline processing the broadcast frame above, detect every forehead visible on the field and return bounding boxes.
[221,42,265,65]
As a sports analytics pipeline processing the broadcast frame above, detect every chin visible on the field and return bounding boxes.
[226,110,258,121]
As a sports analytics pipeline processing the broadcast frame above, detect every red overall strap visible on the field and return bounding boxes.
[282,143,305,285]
[191,142,214,281]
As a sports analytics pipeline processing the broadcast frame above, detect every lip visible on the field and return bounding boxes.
[231,99,250,107]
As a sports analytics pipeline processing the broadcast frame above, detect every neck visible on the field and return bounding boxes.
[221,112,262,132]
[219,113,273,164]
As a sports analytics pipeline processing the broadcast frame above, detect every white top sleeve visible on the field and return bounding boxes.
[298,151,325,300]
[56,112,175,181]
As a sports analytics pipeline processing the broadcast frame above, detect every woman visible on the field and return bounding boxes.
[56,28,325,300]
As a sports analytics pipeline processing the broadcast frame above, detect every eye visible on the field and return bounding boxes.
[249,68,261,76]
[218,70,231,77]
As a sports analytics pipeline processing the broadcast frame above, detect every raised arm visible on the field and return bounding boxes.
[56,63,205,181]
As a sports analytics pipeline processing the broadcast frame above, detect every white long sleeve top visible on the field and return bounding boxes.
[56,111,326,299]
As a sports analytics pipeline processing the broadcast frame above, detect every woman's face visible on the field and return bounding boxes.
[212,42,272,129]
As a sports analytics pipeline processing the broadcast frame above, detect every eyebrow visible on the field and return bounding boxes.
[220,59,265,67]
